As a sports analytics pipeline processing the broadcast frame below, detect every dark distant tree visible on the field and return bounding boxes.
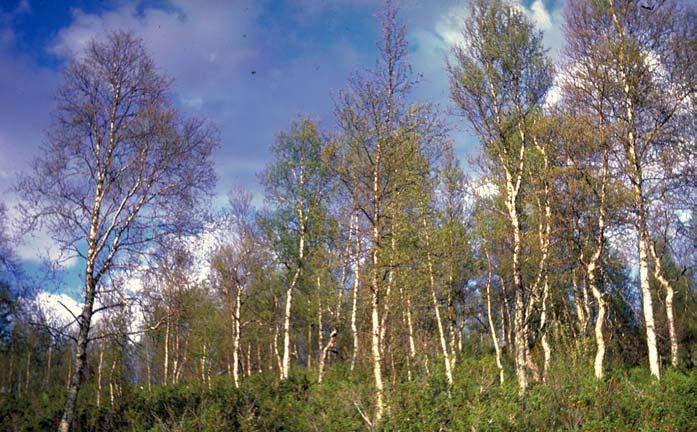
[17,32,217,432]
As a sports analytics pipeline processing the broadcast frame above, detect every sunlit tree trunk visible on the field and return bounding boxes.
[317,275,323,371]
[281,206,305,380]
[379,234,395,358]
[200,342,207,385]
[506,169,527,393]
[60,260,100,432]
[172,328,180,384]
[587,143,610,379]
[539,278,551,382]
[531,137,553,381]
[423,217,453,386]
[572,270,588,334]
[45,343,53,391]
[370,142,385,425]
[233,281,242,388]
[319,232,349,384]
[246,342,252,378]
[607,0,660,379]
[650,243,679,367]
[146,352,152,393]
[163,317,170,385]
[108,357,117,408]
[485,249,504,384]
[350,213,360,373]
[175,335,188,384]
[97,346,104,408]
[447,275,458,370]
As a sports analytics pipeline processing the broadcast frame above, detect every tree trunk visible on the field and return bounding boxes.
[58,276,98,432]
[163,317,170,385]
[370,150,385,424]
[317,275,323,371]
[59,73,122,432]
[45,343,53,391]
[246,342,252,377]
[281,208,305,380]
[539,278,551,382]
[650,243,679,367]
[608,0,660,380]
[380,230,396,358]
[370,260,384,425]
[97,346,104,408]
[485,250,504,384]
[350,213,360,372]
[318,329,337,384]
[175,334,189,384]
[587,145,609,380]
[25,351,31,392]
[146,350,152,393]
[172,327,180,384]
[273,323,282,373]
[233,282,242,388]
[588,270,606,380]
[638,215,660,378]
[508,192,527,394]
[109,357,117,408]
[572,269,588,335]
[257,343,262,374]
[319,232,349,384]
[200,342,207,385]
[447,275,458,370]
[423,217,453,387]
[307,322,313,369]
[65,351,71,390]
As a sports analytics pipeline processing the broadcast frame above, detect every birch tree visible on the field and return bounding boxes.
[16,32,216,431]
[448,0,553,393]
[572,0,695,378]
[330,2,445,422]
[260,118,329,381]
[209,187,257,387]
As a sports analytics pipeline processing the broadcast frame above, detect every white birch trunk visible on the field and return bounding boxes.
[350,213,360,372]
[233,282,242,388]
[370,148,384,425]
[650,243,679,367]
[281,207,305,380]
[423,218,453,386]
[608,0,660,379]
[485,250,504,384]
[163,317,170,385]
[97,346,104,408]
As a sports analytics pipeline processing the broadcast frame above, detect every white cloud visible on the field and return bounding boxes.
[49,0,260,119]
[427,1,563,58]
[528,0,553,31]
[36,290,83,327]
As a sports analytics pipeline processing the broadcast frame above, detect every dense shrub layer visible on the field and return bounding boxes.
[1,359,695,431]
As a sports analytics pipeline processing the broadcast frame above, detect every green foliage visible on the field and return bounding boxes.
[2,359,695,431]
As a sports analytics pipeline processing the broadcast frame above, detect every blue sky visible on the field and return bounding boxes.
[0,0,564,300]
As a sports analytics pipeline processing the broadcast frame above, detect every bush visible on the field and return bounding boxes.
[1,360,695,431]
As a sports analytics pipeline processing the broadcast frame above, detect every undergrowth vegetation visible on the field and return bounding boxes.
[2,357,695,431]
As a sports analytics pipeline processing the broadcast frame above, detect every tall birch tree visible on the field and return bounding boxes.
[17,32,216,431]
[260,118,329,381]
[448,0,553,393]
